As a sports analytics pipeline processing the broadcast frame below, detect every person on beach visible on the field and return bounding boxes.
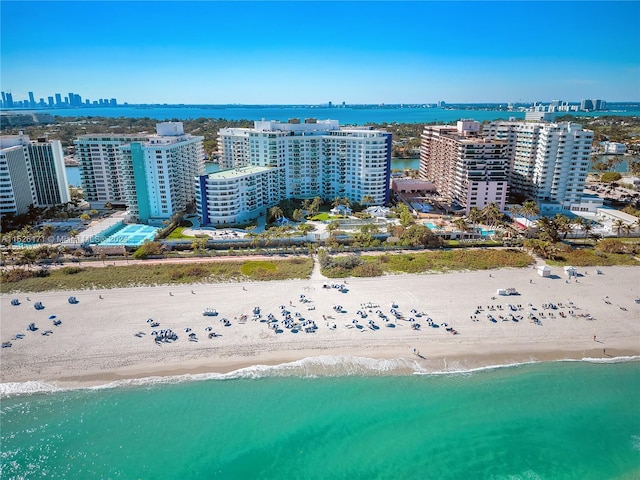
[594,335,597,341]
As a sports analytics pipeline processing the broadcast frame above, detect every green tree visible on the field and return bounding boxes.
[309,197,322,217]
[601,172,622,183]
[399,224,442,248]
[326,221,340,237]
[481,203,502,227]
[292,209,304,222]
[521,200,540,218]
[612,219,626,237]
[40,224,55,242]
[191,237,208,254]
[361,195,375,206]
[133,240,163,259]
[396,204,414,228]
[269,206,284,222]
[298,223,315,235]
[453,217,468,233]
[554,214,573,240]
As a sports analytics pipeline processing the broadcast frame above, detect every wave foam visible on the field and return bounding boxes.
[2,355,639,398]
[0,381,62,398]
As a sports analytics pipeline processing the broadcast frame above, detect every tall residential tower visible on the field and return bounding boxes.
[197,119,391,225]
[419,121,509,214]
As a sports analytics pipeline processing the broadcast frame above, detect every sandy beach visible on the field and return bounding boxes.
[1,264,639,389]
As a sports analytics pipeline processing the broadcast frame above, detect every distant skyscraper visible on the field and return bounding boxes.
[28,92,35,107]
[55,93,62,106]
[5,93,14,108]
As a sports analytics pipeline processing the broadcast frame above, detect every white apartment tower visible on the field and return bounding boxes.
[120,122,205,224]
[74,133,148,207]
[0,134,69,216]
[198,119,391,225]
[419,121,509,214]
[74,123,204,224]
[483,121,593,208]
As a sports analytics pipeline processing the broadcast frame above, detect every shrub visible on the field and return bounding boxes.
[1,268,37,283]
[186,266,208,278]
[596,239,640,254]
[170,271,185,280]
[61,266,82,275]
[352,263,383,277]
[601,172,622,183]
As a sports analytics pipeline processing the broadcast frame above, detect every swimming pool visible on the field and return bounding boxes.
[424,222,442,230]
[98,224,159,247]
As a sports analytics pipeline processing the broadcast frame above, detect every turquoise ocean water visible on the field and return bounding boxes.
[2,359,639,479]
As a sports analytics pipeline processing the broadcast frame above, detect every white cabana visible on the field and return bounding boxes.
[537,265,551,277]
[330,205,352,216]
[365,206,390,218]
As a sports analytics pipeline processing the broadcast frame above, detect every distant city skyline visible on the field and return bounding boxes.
[1,1,638,104]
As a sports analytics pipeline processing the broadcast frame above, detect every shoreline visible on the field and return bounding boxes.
[2,352,639,398]
[2,265,639,394]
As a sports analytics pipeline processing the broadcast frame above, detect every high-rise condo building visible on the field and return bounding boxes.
[483,121,593,208]
[198,119,391,225]
[75,133,149,207]
[0,134,69,215]
[75,123,204,224]
[419,120,509,214]
[119,122,204,224]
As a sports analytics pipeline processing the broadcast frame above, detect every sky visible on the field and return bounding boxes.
[1,1,639,105]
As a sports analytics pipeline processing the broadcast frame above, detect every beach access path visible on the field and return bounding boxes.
[1,265,638,388]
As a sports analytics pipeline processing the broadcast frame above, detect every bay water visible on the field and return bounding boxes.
[35,104,640,125]
[2,359,639,479]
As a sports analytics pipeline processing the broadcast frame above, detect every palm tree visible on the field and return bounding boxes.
[298,223,315,236]
[481,203,502,227]
[326,221,340,237]
[553,214,572,240]
[582,221,594,241]
[612,219,626,237]
[535,216,559,242]
[301,199,312,216]
[467,207,482,226]
[453,217,468,233]
[40,224,55,243]
[521,200,540,219]
[310,197,322,217]
[19,249,36,269]
[269,206,284,222]
[361,195,375,206]
[292,209,304,222]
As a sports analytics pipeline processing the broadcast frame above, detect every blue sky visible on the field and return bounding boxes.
[1,1,639,104]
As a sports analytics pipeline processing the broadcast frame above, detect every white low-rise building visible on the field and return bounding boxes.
[601,142,626,154]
